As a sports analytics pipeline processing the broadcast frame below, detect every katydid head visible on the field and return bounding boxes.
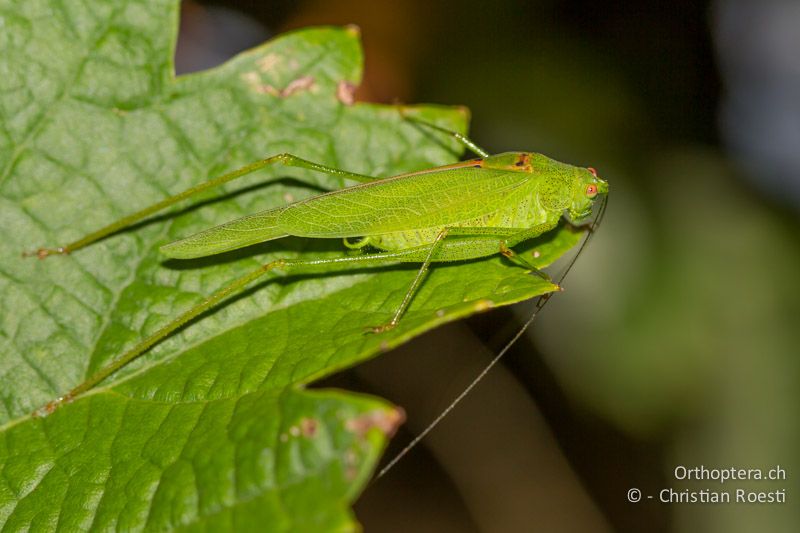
[568,166,609,221]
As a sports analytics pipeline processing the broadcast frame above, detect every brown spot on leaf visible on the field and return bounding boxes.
[250,75,316,98]
[299,417,318,437]
[257,53,281,73]
[23,247,68,260]
[280,76,315,97]
[241,71,274,95]
[32,394,73,418]
[241,71,259,85]
[336,81,357,105]
[346,407,405,439]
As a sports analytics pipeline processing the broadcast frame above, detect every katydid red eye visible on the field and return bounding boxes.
[587,167,598,177]
[586,184,598,197]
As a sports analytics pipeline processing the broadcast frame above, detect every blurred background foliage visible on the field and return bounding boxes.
[176,1,799,531]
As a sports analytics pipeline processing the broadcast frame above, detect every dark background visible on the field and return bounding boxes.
[178,1,800,531]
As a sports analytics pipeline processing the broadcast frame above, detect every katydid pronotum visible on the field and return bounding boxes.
[27,115,608,421]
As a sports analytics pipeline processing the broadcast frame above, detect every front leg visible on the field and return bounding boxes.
[499,243,551,281]
[499,217,562,280]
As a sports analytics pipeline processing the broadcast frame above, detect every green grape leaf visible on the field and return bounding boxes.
[0,1,584,529]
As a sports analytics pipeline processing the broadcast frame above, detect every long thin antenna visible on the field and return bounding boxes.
[375,194,608,480]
